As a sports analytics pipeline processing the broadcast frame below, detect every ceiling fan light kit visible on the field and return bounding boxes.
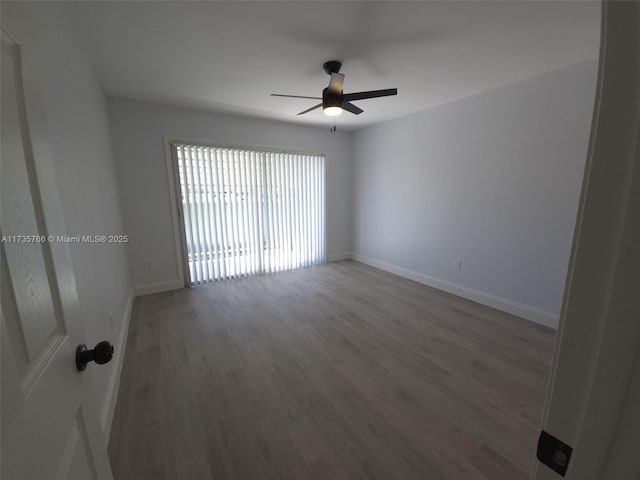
[323,106,343,116]
[271,60,398,130]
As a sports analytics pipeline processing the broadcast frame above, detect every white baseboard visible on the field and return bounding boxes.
[133,279,183,297]
[352,253,559,329]
[102,288,134,440]
[328,252,353,263]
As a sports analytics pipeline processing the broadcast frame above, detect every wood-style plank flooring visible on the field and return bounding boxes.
[109,261,555,479]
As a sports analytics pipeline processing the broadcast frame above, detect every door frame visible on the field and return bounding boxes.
[163,137,190,287]
[532,1,640,478]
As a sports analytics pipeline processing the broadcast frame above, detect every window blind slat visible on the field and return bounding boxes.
[268,152,277,272]
[266,152,276,272]
[316,156,321,262]
[311,156,317,264]
[239,153,249,275]
[294,154,303,268]
[224,150,235,277]
[245,152,256,275]
[231,150,243,276]
[250,152,261,274]
[213,148,228,280]
[186,147,201,283]
[239,150,250,276]
[320,157,326,261]
[192,148,203,281]
[203,148,218,279]
[201,148,212,279]
[285,154,293,271]
[196,148,211,282]
[263,152,271,273]
[277,154,285,271]
[177,147,193,283]
[302,154,308,267]
[195,147,206,283]
[223,149,236,277]
[274,152,282,272]
[275,154,283,271]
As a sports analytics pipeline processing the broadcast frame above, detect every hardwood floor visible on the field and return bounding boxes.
[109,261,555,479]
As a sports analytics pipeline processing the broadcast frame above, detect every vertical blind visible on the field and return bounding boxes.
[175,144,326,284]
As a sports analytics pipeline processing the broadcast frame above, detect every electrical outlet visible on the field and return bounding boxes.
[144,259,153,270]
[454,258,463,271]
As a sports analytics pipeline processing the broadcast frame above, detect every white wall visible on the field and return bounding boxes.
[107,98,353,293]
[2,2,132,435]
[352,60,598,327]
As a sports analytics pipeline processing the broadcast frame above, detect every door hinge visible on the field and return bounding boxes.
[537,430,573,476]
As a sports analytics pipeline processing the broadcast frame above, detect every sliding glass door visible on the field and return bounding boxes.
[174,144,325,284]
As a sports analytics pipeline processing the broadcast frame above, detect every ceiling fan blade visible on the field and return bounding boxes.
[343,88,397,102]
[342,102,363,115]
[297,103,323,115]
[328,73,345,94]
[271,94,322,99]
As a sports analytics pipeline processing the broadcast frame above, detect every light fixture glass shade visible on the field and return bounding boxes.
[323,106,343,117]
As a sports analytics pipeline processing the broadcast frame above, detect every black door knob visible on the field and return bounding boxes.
[76,341,114,371]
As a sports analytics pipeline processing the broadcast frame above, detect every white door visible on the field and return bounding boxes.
[1,28,113,480]
[533,1,640,479]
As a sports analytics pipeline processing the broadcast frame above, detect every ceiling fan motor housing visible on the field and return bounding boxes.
[322,87,342,110]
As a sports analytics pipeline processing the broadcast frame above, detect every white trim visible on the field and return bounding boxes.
[163,137,186,288]
[352,253,559,328]
[328,252,353,262]
[534,3,640,478]
[133,279,183,297]
[101,289,134,440]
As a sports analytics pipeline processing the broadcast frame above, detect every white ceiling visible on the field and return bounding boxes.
[68,1,600,130]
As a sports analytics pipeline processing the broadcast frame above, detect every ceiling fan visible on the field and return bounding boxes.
[271,60,398,117]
